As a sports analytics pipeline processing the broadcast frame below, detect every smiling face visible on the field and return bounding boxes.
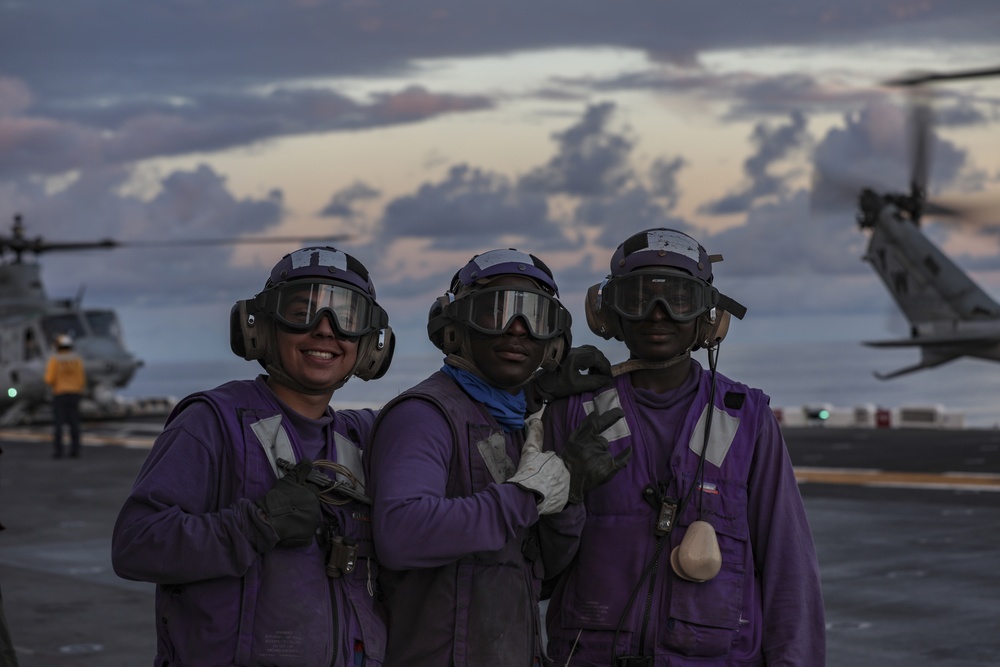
[464,275,546,392]
[266,311,359,414]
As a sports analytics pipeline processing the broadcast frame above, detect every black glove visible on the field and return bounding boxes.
[527,345,614,413]
[247,460,323,550]
[561,407,630,504]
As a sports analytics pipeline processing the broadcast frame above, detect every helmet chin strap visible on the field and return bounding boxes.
[263,361,350,396]
[612,312,714,377]
[611,351,691,377]
[442,353,525,391]
[445,319,562,391]
[261,319,354,396]
[443,352,538,391]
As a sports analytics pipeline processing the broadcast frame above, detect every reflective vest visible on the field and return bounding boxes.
[161,379,385,666]
[44,351,86,395]
[372,371,543,667]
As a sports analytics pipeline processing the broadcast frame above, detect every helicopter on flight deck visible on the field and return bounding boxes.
[0,213,347,425]
[819,65,1000,379]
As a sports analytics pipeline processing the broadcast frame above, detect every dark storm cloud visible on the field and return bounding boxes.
[648,157,686,207]
[146,166,284,239]
[0,84,492,178]
[559,69,879,121]
[2,0,998,320]
[520,102,635,197]
[378,164,561,251]
[3,1,995,187]
[700,111,810,215]
[319,182,382,219]
[6,0,993,103]
[8,165,286,304]
[933,96,997,128]
[374,102,689,259]
[708,191,865,277]
[810,100,970,209]
[578,189,692,249]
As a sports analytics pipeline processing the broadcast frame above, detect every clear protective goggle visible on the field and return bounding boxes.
[450,286,569,340]
[262,280,386,337]
[604,270,719,323]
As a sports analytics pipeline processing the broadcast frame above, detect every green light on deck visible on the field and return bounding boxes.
[7,388,17,398]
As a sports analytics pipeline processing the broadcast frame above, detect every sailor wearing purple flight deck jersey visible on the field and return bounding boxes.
[112,247,395,667]
[367,249,619,667]
[543,229,826,666]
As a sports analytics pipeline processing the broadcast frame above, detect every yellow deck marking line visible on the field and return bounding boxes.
[0,429,157,449]
[795,466,1000,491]
[4,430,1000,484]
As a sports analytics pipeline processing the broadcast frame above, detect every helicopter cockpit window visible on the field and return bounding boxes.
[24,329,42,360]
[41,314,86,344]
[85,310,121,340]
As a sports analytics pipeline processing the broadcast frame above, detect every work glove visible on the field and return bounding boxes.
[562,407,630,504]
[526,345,614,413]
[506,418,571,515]
[247,460,323,550]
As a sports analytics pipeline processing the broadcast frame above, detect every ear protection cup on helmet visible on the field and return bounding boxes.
[355,326,395,381]
[540,328,571,371]
[230,300,269,361]
[585,281,622,341]
[229,303,246,358]
[694,308,731,351]
[427,294,462,354]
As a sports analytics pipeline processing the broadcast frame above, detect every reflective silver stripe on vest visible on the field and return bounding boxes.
[476,432,515,484]
[333,431,366,486]
[582,389,631,442]
[688,404,740,467]
[251,414,296,478]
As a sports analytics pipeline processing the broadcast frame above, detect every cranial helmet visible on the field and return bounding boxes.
[56,334,74,349]
[427,248,572,376]
[231,246,394,394]
[585,228,746,349]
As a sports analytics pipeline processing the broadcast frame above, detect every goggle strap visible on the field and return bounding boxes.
[717,294,747,320]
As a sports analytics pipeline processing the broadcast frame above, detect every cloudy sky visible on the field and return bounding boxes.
[3,1,1000,401]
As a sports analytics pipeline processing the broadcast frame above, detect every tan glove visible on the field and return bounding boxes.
[506,418,570,515]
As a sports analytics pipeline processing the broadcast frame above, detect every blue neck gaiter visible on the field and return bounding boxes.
[441,364,526,432]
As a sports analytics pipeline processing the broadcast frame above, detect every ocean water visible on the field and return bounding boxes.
[120,341,1000,428]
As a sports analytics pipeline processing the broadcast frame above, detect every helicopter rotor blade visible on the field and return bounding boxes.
[908,90,932,207]
[884,66,1000,88]
[110,234,353,248]
[921,195,1000,227]
[0,239,118,255]
[809,164,894,215]
[2,215,353,258]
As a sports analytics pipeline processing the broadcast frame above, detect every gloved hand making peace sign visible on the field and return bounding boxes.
[560,407,630,504]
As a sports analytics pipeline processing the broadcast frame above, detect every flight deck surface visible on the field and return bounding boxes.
[1,422,999,666]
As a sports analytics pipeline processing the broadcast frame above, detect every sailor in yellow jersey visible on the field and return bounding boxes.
[44,334,86,459]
